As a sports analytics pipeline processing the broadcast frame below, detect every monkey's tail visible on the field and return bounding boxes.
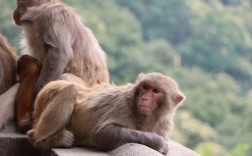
[33,81,78,143]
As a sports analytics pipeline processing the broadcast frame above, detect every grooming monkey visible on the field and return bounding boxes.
[13,0,109,98]
[13,0,110,132]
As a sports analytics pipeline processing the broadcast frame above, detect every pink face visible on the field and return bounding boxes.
[137,82,164,115]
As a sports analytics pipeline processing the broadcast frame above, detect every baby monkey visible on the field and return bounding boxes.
[15,55,41,132]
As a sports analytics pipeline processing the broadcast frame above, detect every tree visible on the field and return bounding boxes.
[116,0,193,44]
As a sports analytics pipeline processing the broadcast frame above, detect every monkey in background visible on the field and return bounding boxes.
[0,33,17,95]
[0,33,18,132]
[13,0,110,100]
[15,55,42,133]
[0,84,20,132]
[28,72,185,155]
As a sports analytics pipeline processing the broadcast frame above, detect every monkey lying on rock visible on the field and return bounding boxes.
[28,72,185,155]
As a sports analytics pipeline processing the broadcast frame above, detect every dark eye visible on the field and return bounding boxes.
[153,88,160,94]
[142,84,149,90]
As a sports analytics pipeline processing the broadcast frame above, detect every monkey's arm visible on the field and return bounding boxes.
[34,46,72,94]
[34,21,74,97]
[93,124,168,155]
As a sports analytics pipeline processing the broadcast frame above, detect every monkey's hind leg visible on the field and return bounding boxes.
[28,83,78,149]
[28,129,74,149]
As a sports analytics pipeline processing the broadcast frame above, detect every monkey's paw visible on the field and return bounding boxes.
[27,129,35,142]
[158,139,169,155]
[58,130,74,148]
[40,130,75,148]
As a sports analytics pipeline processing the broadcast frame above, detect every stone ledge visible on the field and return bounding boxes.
[0,133,200,156]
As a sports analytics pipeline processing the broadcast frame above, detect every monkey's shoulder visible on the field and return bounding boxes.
[79,84,133,109]
[23,2,81,26]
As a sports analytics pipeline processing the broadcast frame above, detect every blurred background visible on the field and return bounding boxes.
[0,0,252,155]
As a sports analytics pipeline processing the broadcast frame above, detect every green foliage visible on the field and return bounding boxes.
[172,111,218,148]
[116,0,193,44]
[195,142,227,156]
[226,144,250,156]
[0,0,20,49]
[195,143,250,156]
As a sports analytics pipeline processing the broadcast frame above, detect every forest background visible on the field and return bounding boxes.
[0,0,252,155]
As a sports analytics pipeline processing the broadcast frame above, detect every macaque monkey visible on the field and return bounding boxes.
[0,33,17,94]
[59,73,88,87]
[28,72,185,155]
[15,56,86,133]
[0,84,20,132]
[0,33,18,132]
[15,55,42,133]
[13,0,109,99]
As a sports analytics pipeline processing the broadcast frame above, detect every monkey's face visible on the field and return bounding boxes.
[13,0,41,25]
[17,55,40,82]
[135,72,185,116]
[136,82,165,116]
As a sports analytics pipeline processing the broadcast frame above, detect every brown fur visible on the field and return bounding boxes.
[0,33,17,95]
[0,33,18,132]
[15,55,42,133]
[28,72,185,155]
[13,0,109,98]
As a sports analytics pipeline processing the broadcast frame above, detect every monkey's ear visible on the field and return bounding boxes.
[173,92,185,105]
[136,73,145,82]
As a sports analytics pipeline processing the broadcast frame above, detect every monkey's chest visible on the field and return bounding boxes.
[23,27,46,61]
[136,120,160,132]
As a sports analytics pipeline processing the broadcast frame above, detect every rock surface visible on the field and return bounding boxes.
[0,133,200,156]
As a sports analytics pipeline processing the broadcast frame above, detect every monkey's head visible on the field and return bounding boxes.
[13,0,56,25]
[134,72,185,116]
[17,55,41,82]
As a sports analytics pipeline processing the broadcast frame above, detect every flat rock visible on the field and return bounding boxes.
[0,133,200,156]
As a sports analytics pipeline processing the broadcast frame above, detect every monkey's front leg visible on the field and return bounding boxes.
[93,124,168,155]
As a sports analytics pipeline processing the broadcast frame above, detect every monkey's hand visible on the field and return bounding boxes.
[158,138,169,155]
[147,133,168,155]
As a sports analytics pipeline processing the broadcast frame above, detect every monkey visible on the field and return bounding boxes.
[59,73,88,87]
[0,33,18,95]
[13,0,110,100]
[28,72,185,155]
[0,84,20,132]
[0,33,18,132]
[15,56,85,133]
[15,55,42,133]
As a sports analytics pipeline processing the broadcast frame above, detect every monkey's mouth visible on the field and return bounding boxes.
[138,105,152,113]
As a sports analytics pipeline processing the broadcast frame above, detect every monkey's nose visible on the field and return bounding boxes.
[142,97,148,101]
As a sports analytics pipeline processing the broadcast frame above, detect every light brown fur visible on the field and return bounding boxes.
[13,0,109,97]
[0,33,18,132]
[0,84,20,132]
[28,72,185,155]
[0,33,17,95]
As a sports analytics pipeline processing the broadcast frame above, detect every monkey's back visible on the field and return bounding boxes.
[69,84,137,146]
[20,2,109,87]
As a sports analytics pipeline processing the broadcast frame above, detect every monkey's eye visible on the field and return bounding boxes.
[142,84,150,90]
[153,88,160,94]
